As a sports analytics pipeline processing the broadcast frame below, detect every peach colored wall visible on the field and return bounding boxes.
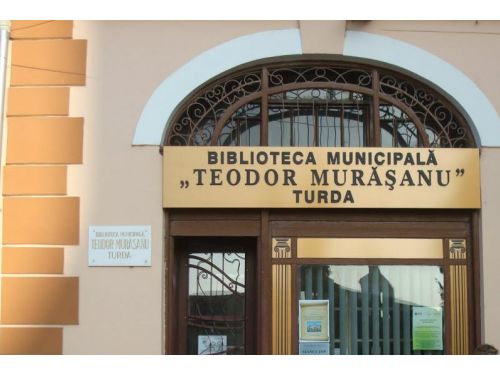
[66,20,299,354]
[344,21,500,349]
[299,20,346,54]
[347,21,500,124]
[65,20,500,353]
[479,148,500,348]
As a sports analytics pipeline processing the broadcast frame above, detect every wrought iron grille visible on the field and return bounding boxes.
[164,62,475,148]
[187,252,246,355]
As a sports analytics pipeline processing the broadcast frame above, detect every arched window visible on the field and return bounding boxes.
[164,60,480,355]
[165,61,476,148]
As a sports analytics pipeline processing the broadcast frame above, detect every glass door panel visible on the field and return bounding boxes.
[298,265,445,355]
[187,252,246,354]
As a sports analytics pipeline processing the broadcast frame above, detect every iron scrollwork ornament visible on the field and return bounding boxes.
[165,62,474,148]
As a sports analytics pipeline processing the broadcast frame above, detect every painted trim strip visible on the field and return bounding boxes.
[343,30,500,147]
[133,28,500,147]
[132,29,303,145]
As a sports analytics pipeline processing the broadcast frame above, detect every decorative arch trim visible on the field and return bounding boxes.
[133,28,500,147]
[343,31,500,147]
[132,29,302,145]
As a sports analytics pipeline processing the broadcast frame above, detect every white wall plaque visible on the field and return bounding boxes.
[88,226,151,266]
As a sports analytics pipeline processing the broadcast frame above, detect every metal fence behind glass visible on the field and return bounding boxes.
[299,265,444,355]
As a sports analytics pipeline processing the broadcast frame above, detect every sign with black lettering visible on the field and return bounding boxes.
[163,147,480,209]
[88,226,151,266]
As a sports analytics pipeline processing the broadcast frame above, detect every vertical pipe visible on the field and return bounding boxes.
[371,267,380,354]
[0,21,9,151]
[328,273,336,354]
[0,19,10,348]
[0,20,10,342]
[361,274,370,354]
[305,266,313,300]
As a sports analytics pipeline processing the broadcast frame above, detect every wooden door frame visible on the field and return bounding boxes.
[164,208,481,355]
[165,209,263,354]
[174,237,257,355]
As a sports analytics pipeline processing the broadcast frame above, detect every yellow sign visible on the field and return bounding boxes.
[163,147,481,209]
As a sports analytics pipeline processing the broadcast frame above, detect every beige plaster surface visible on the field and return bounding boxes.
[346,21,500,122]
[300,20,346,54]
[63,20,500,354]
[479,147,500,349]
[65,20,299,355]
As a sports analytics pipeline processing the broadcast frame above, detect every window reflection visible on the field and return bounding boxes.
[268,89,367,148]
[380,105,419,147]
[187,252,246,355]
[218,103,260,146]
[299,265,444,355]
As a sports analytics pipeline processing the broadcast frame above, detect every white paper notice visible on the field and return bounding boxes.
[198,335,227,355]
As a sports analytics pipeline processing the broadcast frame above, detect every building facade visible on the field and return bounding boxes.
[0,20,499,354]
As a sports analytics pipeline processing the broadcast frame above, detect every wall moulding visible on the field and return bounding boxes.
[133,29,500,147]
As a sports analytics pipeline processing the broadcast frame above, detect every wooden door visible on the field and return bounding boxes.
[175,237,256,355]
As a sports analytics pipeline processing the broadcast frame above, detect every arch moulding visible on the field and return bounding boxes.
[132,29,500,147]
